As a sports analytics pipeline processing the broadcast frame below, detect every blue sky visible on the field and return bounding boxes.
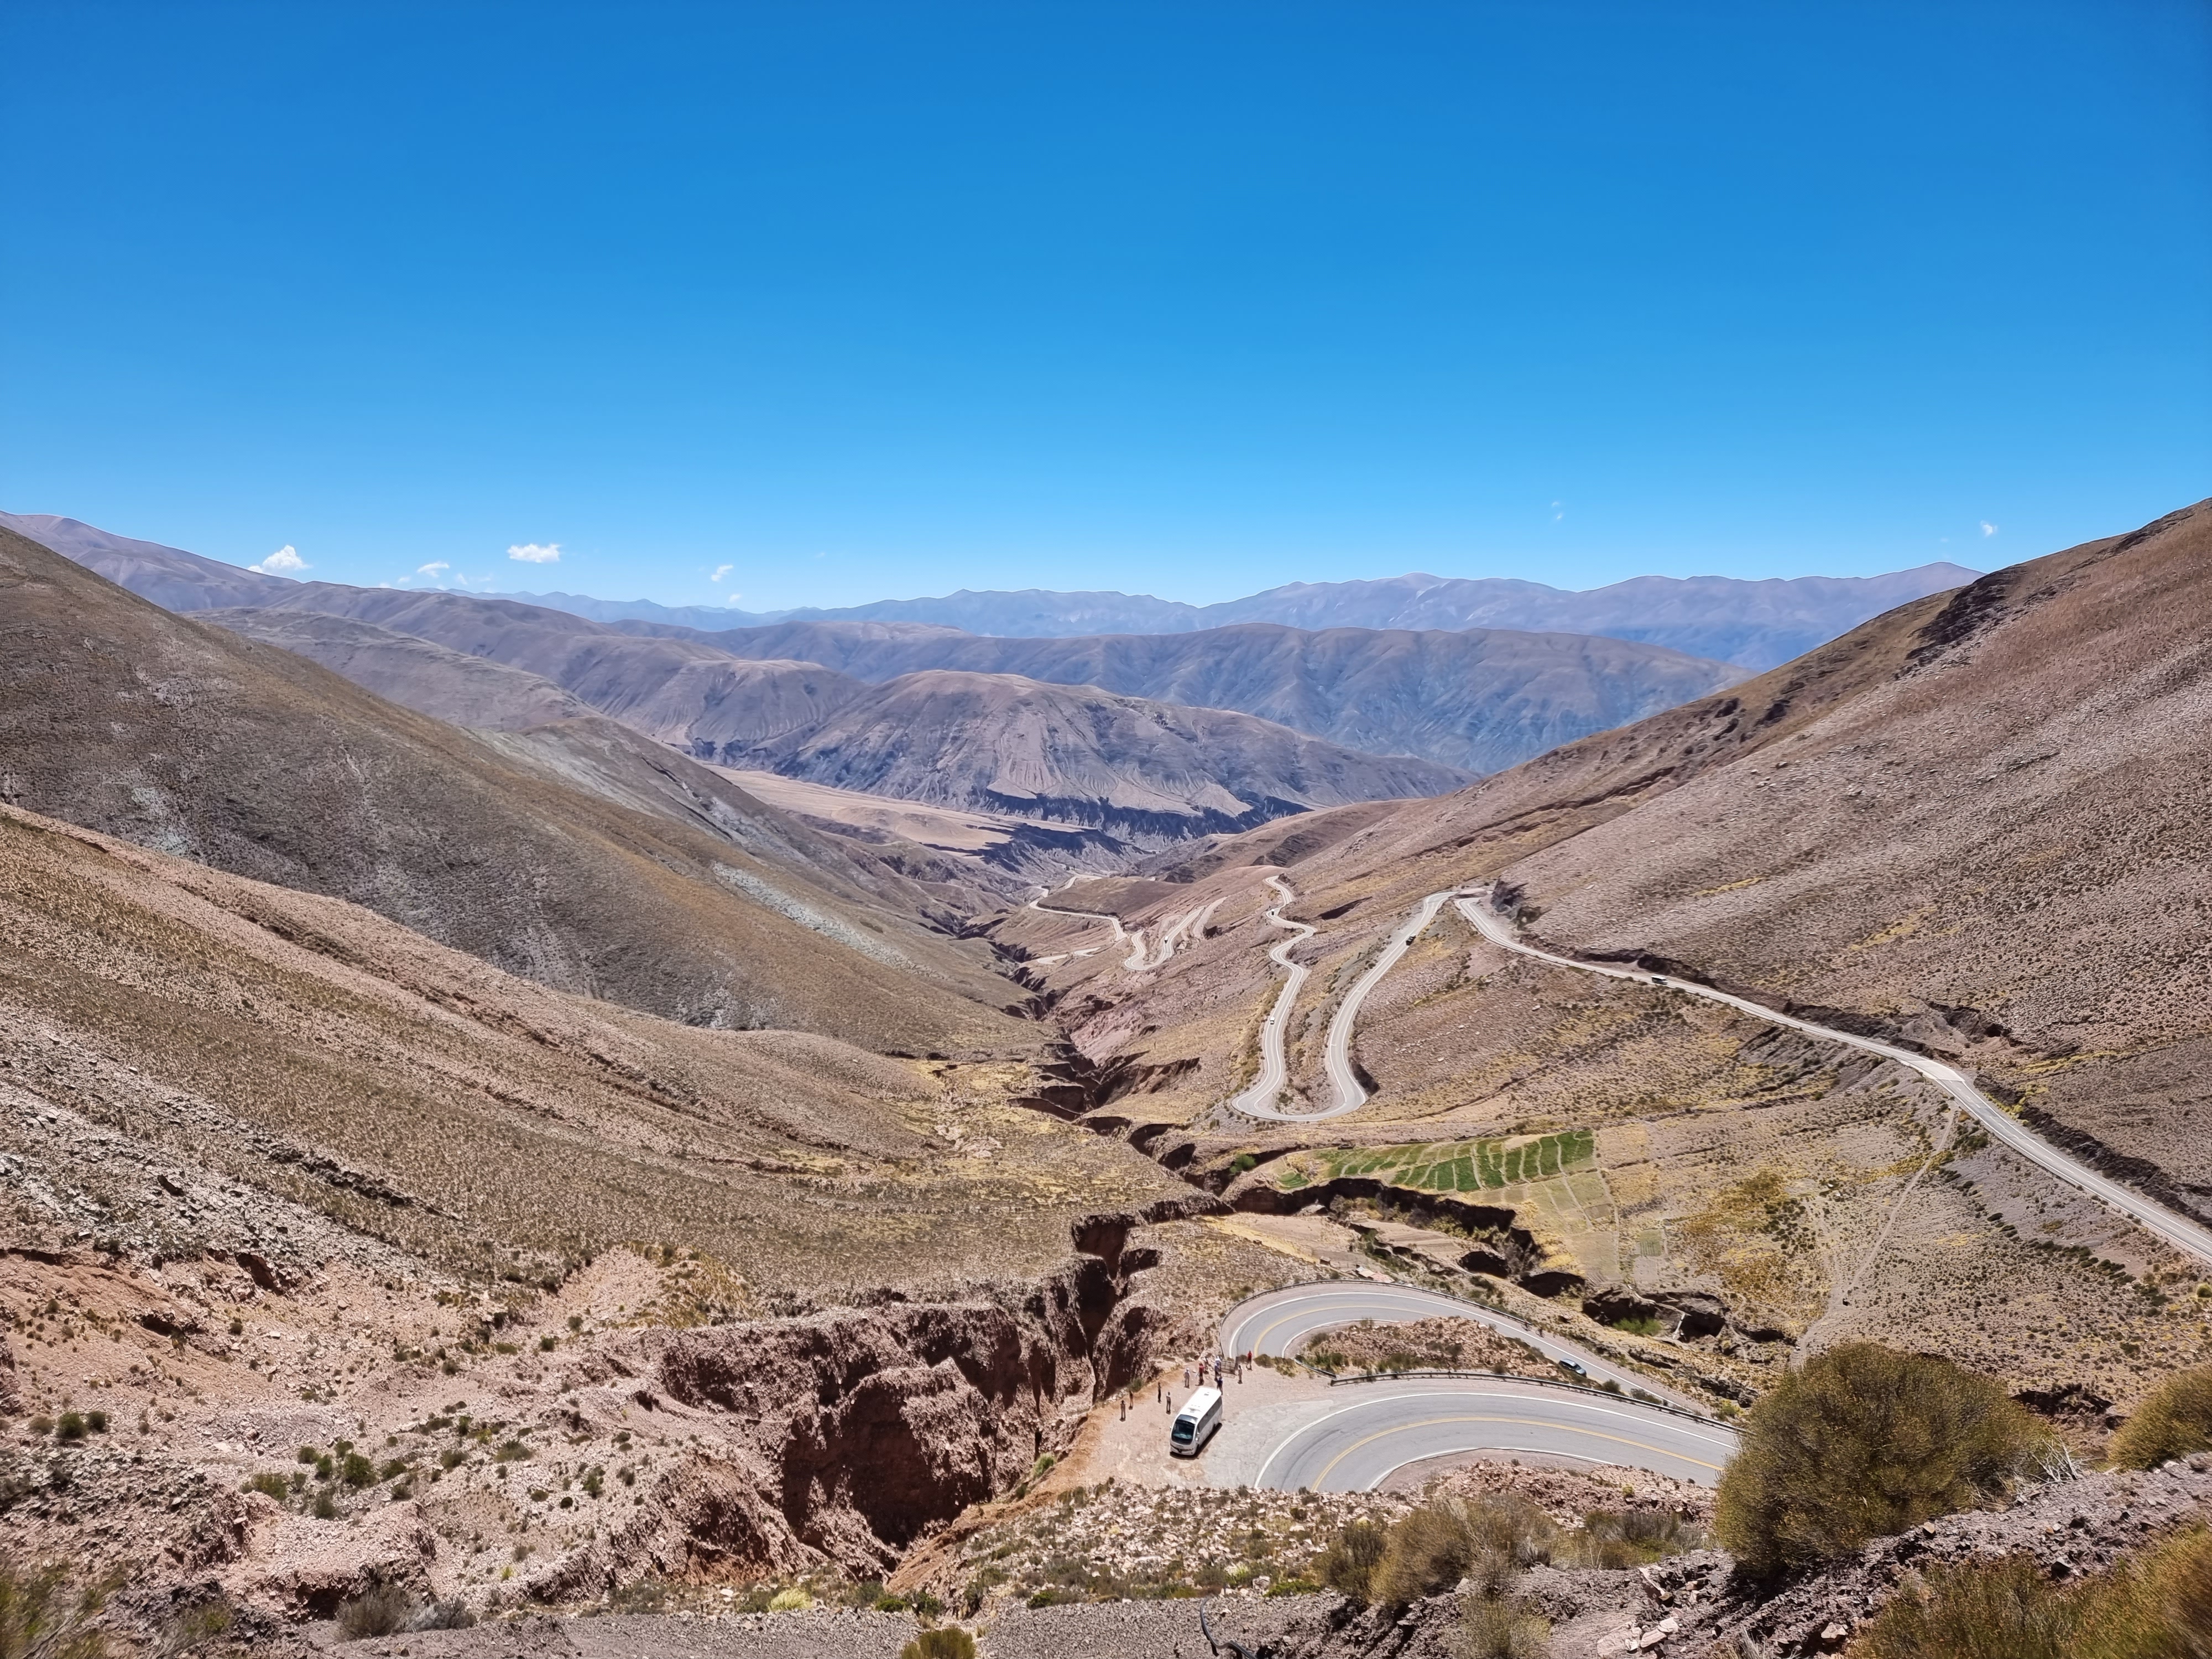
[3,2,2206,610]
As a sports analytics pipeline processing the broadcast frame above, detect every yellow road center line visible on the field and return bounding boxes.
[1247,1296,1446,1352]
[1313,1414,1726,1485]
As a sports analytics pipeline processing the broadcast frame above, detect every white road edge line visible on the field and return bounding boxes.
[1252,1386,1736,1489]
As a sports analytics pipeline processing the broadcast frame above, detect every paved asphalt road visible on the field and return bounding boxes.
[1313,890,1453,1117]
[1453,889,2212,1269]
[1214,1285,1735,1490]
[1252,1380,1738,1490]
[1221,1283,1696,1406]
[1228,875,1318,1120]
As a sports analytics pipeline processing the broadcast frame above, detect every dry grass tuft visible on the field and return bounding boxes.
[2110,1364,2212,1471]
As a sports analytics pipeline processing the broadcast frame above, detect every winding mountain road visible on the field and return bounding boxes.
[1227,876,1317,1118]
[1228,881,1455,1121]
[1316,890,1453,1116]
[1213,1285,1736,1491]
[1453,889,2212,1269]
[1224,1284,1695,1405]
[1030,885,1225,974]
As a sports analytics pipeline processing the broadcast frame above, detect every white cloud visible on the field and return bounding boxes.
[508,541,561,564]
[416,561,450,577]
[709,563,734,583]
[249,544,309,575]
[1980,521,1998,537]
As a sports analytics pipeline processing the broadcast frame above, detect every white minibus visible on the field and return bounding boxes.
[1170,1386,1222,1457]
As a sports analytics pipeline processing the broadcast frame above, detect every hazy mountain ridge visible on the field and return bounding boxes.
[637,617,1748,773]
[0,508,1978,674]
[503,564,1979,670]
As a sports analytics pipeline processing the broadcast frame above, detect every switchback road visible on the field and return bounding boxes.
[1223,1283,1699,1407]
[1228,876,1317,1119]
[1454,889,2212,1269]
[1214,1285,1735,1490]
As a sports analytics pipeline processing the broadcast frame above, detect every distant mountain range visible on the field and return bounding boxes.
[202,593,1474,845]
[626,617,1746,775]
[4,510,1780,787]
[2,510,1973,673]
[495,563,1979,671]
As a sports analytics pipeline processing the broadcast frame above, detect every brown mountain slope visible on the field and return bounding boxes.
[623,617,1752,773]
[721,668,1472,841]
[196,606,600,729]
[1023,502,2212,1411]
[199,607,1027,911]
[0,525,1024,1050]
[0,509,291,609]
[0,796,1185,1290]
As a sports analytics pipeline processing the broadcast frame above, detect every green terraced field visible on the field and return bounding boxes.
[1306,1129,1597,1194]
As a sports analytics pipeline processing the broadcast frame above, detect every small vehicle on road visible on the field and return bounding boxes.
[1171,1386,1223,1457]
[1557,1359,1589,1380]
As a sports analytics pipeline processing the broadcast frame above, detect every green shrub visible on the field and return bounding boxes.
[243,1472,292,1502]
[1317,1519,1388,1604]
[899,1629,976,1659]
[1714,1343,2042,1578]
[340,1453,375,1489]
[54,1413,86,1443]
[2109,1364,2212,1470]
[908,1589,943,1618]
[312,1490,339,1520]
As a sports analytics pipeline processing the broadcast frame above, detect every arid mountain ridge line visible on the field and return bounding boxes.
[200,598,1474,844]
[15,510,1882,791]
[0,509,1978,671]
[507,562,1976,671]
[1,512,1487,841]
[609,614,1747,774]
